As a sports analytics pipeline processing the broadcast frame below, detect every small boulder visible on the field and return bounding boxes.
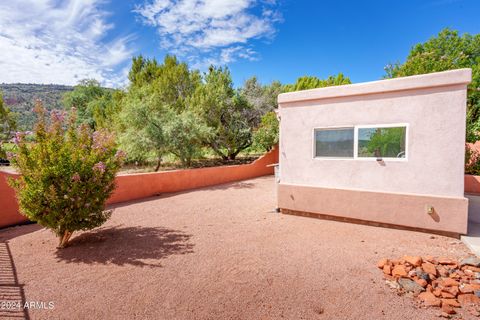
[377,258,389,269]
[415,278,428,288]
[440,291,455,299]
[398,278,425,294]
[418,291,442,307]
[422,262,438,276]
[439,278,459,288]
[441,304,456,315]
[459,284,474,294]
[392,265,407,277]
[458,293,480,306]
[438,257,457,266]
[441,299,460,308]
[404,256,423,267]
[383,264,392,275]
[459,256,480,268]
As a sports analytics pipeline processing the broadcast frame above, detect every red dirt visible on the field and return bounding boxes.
[0,176,475,319]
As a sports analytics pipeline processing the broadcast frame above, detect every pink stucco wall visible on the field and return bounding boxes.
[277,69,471,234]
[0,147,278,228]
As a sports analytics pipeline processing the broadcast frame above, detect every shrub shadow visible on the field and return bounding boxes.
[55,225,194,267]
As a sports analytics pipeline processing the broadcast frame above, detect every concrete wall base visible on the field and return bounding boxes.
[278,183,468,235]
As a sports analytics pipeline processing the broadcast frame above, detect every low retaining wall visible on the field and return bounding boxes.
[0,147,278,228]
[465,174,480,224]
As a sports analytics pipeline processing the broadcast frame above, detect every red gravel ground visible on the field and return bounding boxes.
[0,176,475,319]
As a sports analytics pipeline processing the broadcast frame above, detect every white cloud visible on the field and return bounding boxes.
[135,0,282,66]
[0,0,134,87]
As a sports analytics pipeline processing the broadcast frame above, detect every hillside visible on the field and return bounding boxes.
[0,83,73,130]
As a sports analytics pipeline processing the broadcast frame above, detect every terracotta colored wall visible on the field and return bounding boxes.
[107,147,278,204]
[0,147,278,228]
[465,175,480,194]
[0,172,22,227]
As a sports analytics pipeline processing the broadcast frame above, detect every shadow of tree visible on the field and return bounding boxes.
[55,226,194,267]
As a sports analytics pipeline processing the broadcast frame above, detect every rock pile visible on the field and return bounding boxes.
[378,255,480,318]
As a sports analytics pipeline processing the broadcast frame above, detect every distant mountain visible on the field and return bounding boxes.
[0,83,73,130]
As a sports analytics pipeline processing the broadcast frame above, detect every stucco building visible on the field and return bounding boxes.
[277,69,472,235]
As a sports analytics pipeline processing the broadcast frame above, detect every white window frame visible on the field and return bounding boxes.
[312,126,355,160]
[313,123,409,161]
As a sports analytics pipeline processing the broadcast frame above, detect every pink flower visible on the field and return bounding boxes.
[50,110,66,123]
[93,162,106,174]
[115,150,127,160]
[72,173,81,182]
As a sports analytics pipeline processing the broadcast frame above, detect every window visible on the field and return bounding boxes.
[314,124,408,160]
[357,126,406,159]
[314,128,354,157]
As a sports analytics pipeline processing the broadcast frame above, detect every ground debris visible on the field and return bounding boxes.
[378,255,480,318]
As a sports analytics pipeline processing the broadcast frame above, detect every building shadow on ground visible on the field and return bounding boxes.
[55,225,194,268]
[0,242,30,320]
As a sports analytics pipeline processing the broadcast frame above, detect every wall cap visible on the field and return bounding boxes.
[278,68,472,106]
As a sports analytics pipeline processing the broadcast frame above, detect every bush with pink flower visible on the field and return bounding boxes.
[8,101,125,248]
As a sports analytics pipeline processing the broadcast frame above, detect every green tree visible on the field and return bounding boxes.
[119,55,203,169]
[385,28,480,141]
[283,73,351,92]
[192,66,256,160]
[0,92,17,141]
[253,111,279,152]
[8,101,124,248]
[63,79,118,130]
[164,110,210,167]
[240,77,282,127]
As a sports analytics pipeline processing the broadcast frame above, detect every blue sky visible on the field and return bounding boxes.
[0,0,479,88]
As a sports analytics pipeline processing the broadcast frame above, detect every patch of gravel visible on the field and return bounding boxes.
[0,176,474,319]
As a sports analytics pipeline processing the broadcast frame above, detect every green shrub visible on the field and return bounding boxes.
[465,144,480,175]
[8,102,125,248]
[253,111,279,152]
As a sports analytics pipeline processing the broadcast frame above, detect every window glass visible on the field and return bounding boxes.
[315,128,354,157]
[357,127,406,158]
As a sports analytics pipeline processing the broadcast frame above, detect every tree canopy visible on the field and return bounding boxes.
[385,28,480,141]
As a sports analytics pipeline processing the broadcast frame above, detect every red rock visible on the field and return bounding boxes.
[439,278,459,287]
[415,279,428,287]
[441,304,456,315]
[422,262,438,276]
[471,284,480,290]
[458,294,480,306]
[446,286,459,297]
[424,255,436,264]
[392,265,407,277]
[440,291,455,299]
[459,284,474,294]
[463,265,480,272]
[438,257,457,265]
[418,291,442,307]
[433,288,442,297]
[377,258,388,269]
[404,256,423,267]
[383,265,391,275]
[437,266,449,277]
[441,299,461,307]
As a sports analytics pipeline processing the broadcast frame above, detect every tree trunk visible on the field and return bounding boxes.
[57,231,73,249]
[154,157,162,172]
